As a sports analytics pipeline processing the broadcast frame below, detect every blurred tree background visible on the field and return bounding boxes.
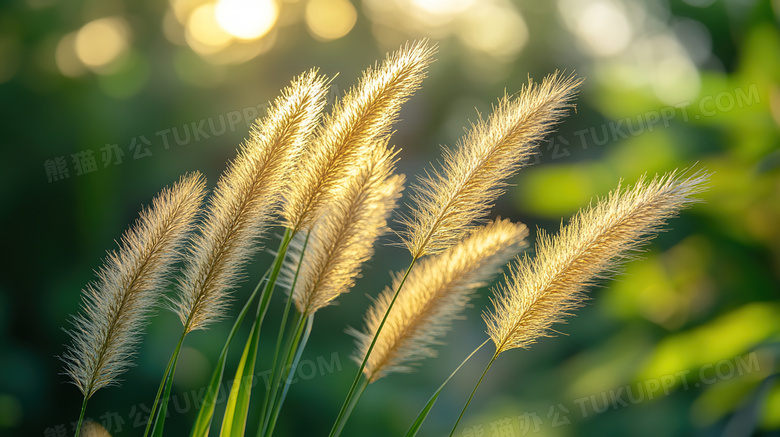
[1,0,779,435]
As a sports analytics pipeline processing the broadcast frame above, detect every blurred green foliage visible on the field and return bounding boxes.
[1,0,779,436]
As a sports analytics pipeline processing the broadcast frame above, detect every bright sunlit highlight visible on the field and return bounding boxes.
[305,0,357,41]
[215,0,278,40]
[411,0,475,17]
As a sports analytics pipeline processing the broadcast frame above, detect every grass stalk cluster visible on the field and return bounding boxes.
[61,40,709,437]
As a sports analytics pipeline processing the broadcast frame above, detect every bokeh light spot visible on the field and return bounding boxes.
[457,3,527,59]
[55,32,86,77]
[75,17,130,72]
[79,420,111,437]
[171,0,203,24]
[187,3,233,53]
[672,18,712,66]
[163,9,186,46]
[215,0,278,40]
[652,52,701,105]
[576,1,632,56]
[410,0,476,26]
[305,0,357,41]
[412,0,475,16]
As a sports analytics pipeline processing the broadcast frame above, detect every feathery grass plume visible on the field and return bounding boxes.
[401,72,583,258]
[174,70,327,333]
[281,40,434,232]
[485,170,710,355]
[352,218,529,382]
[61,173,206,398]
[287,145,405,315]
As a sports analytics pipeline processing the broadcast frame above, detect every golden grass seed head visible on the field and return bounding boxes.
[62,173,206,397]
[282,40,435,232]
[174,71,328,333]
[289,145,405,315]
[400,72,583,258]
[353,218,529,381]
[484,169,710,355]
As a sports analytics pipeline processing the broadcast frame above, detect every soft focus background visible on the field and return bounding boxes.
[2,0,780,435]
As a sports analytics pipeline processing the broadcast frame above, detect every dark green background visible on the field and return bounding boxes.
[1,0,779,435]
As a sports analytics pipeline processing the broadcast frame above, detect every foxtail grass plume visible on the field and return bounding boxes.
[401,72,582,258]
[287,145,404,315]
[62,173,206,398]
[174,71,327,333]
[485,170,710,355]
[351,219,528,382]
[282,40,434,232]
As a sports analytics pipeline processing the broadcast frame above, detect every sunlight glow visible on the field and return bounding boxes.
[409,0,476,26]
[187,3,233,52]
[170,0,202,24]
[362,0,524,61]
[411,0,475,16]
[215,0,278,40]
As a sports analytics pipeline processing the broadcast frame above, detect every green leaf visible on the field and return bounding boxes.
[406,339,490,437]
[405,390,440,437]
[220,318,261,436]
[189,266,273,437]
[151,353,180,437]
[263,314,313,437]
[219,229,292,437]
[145,333,186,437]
[190,346,229,437]
[257,230,310,436]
